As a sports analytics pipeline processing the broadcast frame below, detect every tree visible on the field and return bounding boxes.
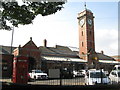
[0,0,66,30]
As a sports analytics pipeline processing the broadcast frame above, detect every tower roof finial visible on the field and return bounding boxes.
[84,2,87,10]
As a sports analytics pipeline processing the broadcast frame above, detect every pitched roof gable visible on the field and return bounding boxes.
[22,38,39,50]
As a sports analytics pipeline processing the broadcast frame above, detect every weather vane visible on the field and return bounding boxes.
[84,2,87,10]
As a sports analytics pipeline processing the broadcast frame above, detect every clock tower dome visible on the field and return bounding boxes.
[77,7,95,63]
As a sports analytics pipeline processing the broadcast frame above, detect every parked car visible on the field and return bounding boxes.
[73,70,77,77]
[73,70,81,77]
[79,70,86,77]
[85,69,111,85]
[73,70,85,77]
[109,65,120,84]
[112,65,120,70]
[61,68,73,79]
[109,70,120,84]
[29,70,48,80]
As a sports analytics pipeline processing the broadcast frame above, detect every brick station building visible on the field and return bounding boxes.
[1,5,119,77]
[1,37,119,77]
[1,38,87,77]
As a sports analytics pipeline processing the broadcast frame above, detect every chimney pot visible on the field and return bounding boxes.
[19,45,21,48]
[101,50,104,54]
[43,39,47,47]
[30,37,32,41]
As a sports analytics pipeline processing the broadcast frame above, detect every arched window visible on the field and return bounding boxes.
[82,42,84,47]
[82,31,84,36]
[82,52,84,55]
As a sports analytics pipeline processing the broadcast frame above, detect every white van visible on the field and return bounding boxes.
[85,69,110,85]
[109,65,120,84]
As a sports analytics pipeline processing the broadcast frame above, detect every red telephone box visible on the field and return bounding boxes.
[12,56,28,84]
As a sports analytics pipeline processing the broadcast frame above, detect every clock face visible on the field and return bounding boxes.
[79,19,84,26]
[88,19,92,25]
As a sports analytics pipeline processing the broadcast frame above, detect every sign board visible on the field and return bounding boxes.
[48,69,60,78]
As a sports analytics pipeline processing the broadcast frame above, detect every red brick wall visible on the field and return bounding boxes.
[78,10,95,63]
[13,40,41,69]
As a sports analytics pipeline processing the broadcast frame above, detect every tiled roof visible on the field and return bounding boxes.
[0,46,9,54]
[39,46,56,54]
[97,53,115,61]
[111,55,120,62]
[111,55,120,59]
[0,45,16,54]
[39,45,78,57]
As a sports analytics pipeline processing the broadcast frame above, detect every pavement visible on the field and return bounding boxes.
[0,78,12,83]
[0,77,85,85]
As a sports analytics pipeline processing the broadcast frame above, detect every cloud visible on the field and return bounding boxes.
[0,30,12,46]
[3,15,78,48]
[95,29,118,56]
[0,15,118,57]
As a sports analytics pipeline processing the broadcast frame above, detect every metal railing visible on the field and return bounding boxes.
[2,69,120,86]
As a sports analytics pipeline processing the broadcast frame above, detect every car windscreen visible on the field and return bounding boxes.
[35,70,43,73]
[90,72,106,78]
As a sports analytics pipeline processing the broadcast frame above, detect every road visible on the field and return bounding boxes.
[28,77,85,85]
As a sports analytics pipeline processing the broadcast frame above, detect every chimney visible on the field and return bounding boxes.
[19,45,21,48]
[30,37,32,41]
[43,39,47,47]
[101,50,104,54]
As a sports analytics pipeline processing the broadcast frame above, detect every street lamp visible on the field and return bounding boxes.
[11,26,14,54]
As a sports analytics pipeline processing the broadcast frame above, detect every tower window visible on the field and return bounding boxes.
[82,31,84,36]
[82,52,84,55]
[82,42,84,47]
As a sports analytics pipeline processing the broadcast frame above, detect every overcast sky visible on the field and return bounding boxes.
[0,1,118,56]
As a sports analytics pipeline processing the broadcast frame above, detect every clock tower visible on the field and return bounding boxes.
[77,7,95,63]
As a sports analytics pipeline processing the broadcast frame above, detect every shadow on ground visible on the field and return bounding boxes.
[2,82,120,90]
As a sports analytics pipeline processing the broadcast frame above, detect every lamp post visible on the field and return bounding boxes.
[11,26,14,54]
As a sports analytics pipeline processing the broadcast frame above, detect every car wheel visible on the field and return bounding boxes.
[28,78,32,82]
[34,76,36,81]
